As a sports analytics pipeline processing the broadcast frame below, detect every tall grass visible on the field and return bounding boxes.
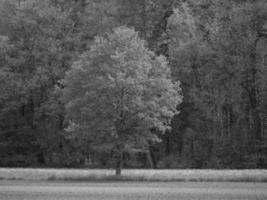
[0,168,267,182]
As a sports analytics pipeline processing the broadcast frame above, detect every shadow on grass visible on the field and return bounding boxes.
[46,175,267,182]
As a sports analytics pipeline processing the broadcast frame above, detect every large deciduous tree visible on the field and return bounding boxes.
[63,27,182,175]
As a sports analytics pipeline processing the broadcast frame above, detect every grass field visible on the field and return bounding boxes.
[0,181,267,200]
[0,168,267,182]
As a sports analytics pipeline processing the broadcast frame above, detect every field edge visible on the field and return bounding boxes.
[0,168,267,182]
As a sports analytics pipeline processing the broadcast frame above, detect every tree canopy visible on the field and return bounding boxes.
[63,27,182,174]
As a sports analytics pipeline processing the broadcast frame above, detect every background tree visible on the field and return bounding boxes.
[167,0,267,168]
[0,0,266,169]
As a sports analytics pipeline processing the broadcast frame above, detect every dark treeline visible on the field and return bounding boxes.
[0,0,267,169]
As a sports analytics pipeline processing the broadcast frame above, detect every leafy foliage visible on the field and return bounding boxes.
[0,0,266,169]
[63,27,182,173]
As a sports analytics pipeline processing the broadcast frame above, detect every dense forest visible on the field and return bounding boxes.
[0,0,267,170]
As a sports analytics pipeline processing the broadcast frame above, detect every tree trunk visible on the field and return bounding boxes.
[165,130,171,155]
[190,138,194,167]
[141,0,147,39]
[149,3,173,57]
[248,44,261,155]
[146,150,154,169]
[115,150,123,176]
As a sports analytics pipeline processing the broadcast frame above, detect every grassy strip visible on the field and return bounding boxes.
[0,168,267,182]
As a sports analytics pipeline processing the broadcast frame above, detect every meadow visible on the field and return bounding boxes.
[0,168,267,182]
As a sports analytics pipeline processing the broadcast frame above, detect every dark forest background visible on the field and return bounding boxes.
[0,0,267,169]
